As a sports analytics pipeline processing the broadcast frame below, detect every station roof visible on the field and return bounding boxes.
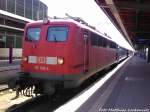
[0,9,35,32]
[95,0,150,46]
[0,9,34,23]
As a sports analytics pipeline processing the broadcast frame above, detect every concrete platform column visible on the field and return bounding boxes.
[147,45,150,63]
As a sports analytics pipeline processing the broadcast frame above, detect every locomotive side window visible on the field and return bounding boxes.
[26,28,41,41]
[97,37,103,47]
[91,33,98,46]
[91,33,107,48]
[47,26,68,42]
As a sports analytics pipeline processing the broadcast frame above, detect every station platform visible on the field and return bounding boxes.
[0,59,20,71]
[77,56,150,112]
[0,59,20,67]
[0,60,20,84]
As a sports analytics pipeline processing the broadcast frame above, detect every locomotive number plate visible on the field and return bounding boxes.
[34,65,49,71]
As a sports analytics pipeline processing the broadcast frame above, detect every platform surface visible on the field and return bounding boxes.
[0,59,20,67]
[77,56,150,112]
[0,60,20,84]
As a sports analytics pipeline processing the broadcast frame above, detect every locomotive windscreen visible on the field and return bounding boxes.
[26,27,41,41]
[47,26,68,42]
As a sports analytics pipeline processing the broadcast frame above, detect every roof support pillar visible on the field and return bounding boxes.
[147,45,150,63]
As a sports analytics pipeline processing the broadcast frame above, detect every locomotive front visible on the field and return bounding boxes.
[8,19,86,97]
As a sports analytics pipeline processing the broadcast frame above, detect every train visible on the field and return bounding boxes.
[8,16,129,98]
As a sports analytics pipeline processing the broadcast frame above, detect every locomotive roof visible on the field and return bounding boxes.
[27,18,115,42]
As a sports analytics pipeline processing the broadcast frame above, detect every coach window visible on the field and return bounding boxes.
[103,39,107,48]
[98,37,103,47]
[109,42,111,48]
[110,42,116,49]
[26,28,41,41]
[47,26,68,42]
[107,40,110,48]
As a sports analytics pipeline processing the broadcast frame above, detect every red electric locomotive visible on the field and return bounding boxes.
[9,16,122,97]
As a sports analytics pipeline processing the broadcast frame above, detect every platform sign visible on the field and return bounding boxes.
[136,39,150,44]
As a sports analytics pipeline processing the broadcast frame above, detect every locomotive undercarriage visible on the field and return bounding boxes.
[8,60,125,99]
[8,72,64,99]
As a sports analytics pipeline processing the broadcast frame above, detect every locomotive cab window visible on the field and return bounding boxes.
[47,26,68,42]
[26,28,41,41]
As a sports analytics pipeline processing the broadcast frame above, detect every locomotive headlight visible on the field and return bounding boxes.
[22,56,28,62]
[57,57,64,65]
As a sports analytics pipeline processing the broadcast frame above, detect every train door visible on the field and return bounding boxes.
[83,30,89,72]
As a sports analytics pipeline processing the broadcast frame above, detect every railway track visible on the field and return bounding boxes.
[0,84,9,92]
[6,90,79,112]
[6,95,44,112]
